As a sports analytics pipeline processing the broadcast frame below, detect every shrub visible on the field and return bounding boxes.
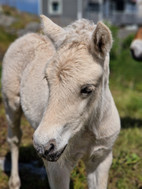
[121,33,135,50]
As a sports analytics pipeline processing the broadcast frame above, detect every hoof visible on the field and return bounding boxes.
[9,176,21,189]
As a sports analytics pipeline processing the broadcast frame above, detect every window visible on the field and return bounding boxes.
[115,0,125,11]
[88,2,100,12]
[87,0,102,12]
[48,0,63,15]
[52,2,59,11]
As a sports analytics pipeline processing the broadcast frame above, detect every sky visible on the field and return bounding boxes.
[0,0,39,15]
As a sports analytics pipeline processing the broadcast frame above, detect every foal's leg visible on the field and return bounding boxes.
[85,151,112,189]
[43,159,72,189]
[4,96,22,189]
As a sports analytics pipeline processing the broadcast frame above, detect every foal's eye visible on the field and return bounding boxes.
[80,84,95,98]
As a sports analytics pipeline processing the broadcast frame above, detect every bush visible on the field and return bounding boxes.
[108,24,120,61]
[121,33,135,50]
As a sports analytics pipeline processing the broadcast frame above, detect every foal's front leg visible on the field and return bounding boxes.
[43,159,72,189]
[85,151,112,189]
[4,102,22,189]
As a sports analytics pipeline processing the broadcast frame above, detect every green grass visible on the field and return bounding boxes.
[109,127,142,189]
[0,27,16,61]
[0,6,142,189]
[108,31,142,189]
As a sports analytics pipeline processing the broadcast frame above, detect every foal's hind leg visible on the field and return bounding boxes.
[4,95,22,189]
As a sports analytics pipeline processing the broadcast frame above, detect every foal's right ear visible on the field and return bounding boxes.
[90,22,113,59]
[40,15,66,44]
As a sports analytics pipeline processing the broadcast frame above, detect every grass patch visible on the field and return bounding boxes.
[109,127,142,189]
[11,13,39,31]
[0,27,16,60]
[0,170,8,189]
[71,161,87,189]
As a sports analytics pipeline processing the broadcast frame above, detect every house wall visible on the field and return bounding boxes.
[40,0,142,26]
[42,0,48,15]
[137,0,142,17]
[41,0,77,26]
[62,0,77,20]
[41,0,77,19]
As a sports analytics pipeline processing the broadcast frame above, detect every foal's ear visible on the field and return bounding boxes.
[40,15,66,43]
[91,22,112,59]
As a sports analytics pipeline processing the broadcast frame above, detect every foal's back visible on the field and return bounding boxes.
[2,33,54,127]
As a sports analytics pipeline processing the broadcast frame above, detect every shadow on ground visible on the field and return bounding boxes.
[121,117,142,129]
[3,145,74,189]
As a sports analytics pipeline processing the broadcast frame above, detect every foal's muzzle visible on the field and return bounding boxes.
[33,139,67,161]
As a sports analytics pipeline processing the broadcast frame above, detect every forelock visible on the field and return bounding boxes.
[56,19,95,49]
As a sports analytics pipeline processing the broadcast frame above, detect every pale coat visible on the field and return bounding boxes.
[2,15,120,189]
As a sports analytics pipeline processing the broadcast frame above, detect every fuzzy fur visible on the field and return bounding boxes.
[2,16,120,189]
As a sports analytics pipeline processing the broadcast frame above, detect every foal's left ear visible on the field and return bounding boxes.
[91,22,112,59]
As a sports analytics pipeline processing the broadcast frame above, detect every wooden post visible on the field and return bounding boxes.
[137,0,142,17]
[38,0,42,15]
[77,0,82,19]
[99,0,103,21]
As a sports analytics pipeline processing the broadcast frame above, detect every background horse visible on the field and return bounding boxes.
[130,27,142,61]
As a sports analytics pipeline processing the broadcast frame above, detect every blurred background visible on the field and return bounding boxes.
[0,0,142,189]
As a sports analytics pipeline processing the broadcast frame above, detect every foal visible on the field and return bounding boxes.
[2,15,120,189]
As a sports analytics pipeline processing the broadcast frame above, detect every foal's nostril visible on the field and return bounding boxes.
[33,142,44,157]
[37,147,44,157]
[33,137,57,158]
[44,139,56,156]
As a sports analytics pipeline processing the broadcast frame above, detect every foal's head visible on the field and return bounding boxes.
[33,15,112,161]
